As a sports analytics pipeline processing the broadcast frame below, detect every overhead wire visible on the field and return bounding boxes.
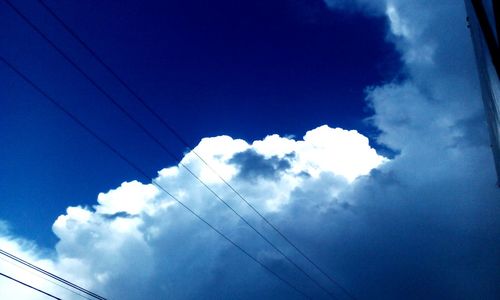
[2,0,339,298]
[34,1,357,299]
[0,271,62,300]
[0,55,310,299]
[0,254,92,300]
[0,248,105,300]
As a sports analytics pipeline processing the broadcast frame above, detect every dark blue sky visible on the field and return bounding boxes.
[0,0,400,247]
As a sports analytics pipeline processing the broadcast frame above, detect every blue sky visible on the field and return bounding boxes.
[0,0,399,246]
[0,0,499,299]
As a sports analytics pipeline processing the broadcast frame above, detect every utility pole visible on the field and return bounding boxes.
[465,0,500,186]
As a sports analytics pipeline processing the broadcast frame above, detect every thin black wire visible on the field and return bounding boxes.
[0,271,62,300]
[35,1,357,299]
[0,249,105,300]
[0,55,310,299]
[0,255,92,300]
[3,1,336,298]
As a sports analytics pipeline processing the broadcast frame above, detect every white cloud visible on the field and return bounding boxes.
[0,125,385,299]
[95,181,160,215]
[1,0,499,299]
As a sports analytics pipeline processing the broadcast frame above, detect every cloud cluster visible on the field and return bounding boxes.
[1,126,386,299]
[1,0,499,299]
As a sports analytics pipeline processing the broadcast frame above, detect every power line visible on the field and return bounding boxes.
[3,0,338,298]
[34,1,357,298]
[0,248,105,300]
[0,55,310,299]
[0,271,62,300]
[0,255,92,300]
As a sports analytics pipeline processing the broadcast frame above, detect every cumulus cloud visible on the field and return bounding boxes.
[1,0,499,299]
[0,126,386,299]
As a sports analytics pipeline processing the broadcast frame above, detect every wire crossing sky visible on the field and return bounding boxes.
[33,1,358,298]
[0,272,62,300]
[1,0,359,297]
[1,0,499,299]
[0,248,105,300]
[0,0,399,249]
[0,54,317,298]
